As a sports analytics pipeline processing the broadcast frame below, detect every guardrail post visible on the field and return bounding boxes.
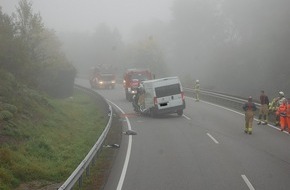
[86,165,90,177]
[92,155,96,166]
[78,175,83,189]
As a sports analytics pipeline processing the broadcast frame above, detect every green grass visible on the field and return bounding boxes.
[0,89,107,190]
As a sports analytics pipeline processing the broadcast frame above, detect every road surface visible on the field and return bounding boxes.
[77,78,290,190]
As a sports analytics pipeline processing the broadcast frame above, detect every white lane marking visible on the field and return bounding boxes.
[106,99,132,190]
[241,175,255,190]
[182,114,191,120]
[206,133,219,144]
[267,123,290,134]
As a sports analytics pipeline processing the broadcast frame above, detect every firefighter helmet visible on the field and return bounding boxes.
[279,91,284,97]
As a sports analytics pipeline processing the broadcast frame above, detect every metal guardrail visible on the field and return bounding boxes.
[184,88,251,105]
[58,85,113,190]
[183,87,262,110]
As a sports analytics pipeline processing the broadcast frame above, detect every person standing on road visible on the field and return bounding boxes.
[286,98,290,134]
[243,96,257,135]
[269,91,286,126]
[276,99,288,132]
[257,90,269,125]
[194,79,200,102]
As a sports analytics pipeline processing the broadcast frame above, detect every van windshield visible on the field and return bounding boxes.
[155,84,181,98]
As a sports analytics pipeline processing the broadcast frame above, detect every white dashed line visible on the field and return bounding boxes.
[206,133,219,144]
[182,114,191,120]
[241,175,255,190]
[106,99,132,190]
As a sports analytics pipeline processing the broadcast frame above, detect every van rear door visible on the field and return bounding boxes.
[155,83,183,110]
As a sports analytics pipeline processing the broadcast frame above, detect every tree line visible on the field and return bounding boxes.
[60,0,290,99]
[168,0,290,98]
[0,0,76,98]
[118,0,290,99]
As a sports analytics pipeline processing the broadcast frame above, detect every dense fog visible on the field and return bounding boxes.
[1,0,290,99]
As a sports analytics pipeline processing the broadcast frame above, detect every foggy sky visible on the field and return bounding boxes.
[0,0,174,40]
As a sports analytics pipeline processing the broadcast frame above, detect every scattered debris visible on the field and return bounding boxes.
[123,130,137,135]
[103,144,120,148]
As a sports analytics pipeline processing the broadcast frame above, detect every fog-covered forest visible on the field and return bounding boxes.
[1,0,290,99]
[0,0,76,97]
[58,0,290,99]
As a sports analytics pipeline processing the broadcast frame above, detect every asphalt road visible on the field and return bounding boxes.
[76,79,290,190]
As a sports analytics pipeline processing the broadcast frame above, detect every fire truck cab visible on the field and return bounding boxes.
[123,69,153,101]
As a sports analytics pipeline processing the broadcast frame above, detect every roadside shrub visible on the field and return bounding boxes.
[0,110,13,121]
[0,103,18,113]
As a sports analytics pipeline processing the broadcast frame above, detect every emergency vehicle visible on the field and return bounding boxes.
[90,73,116,89]
[134,76,186,117]
[123,69,153,101]
[90,66,116,89]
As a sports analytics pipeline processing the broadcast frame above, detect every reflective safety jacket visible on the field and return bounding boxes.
[278,97,286,106]
[194,83,200,91]
[269,97,279,111]
[287,103,290,118]
[269,97,286,111]
[276,103,287,117]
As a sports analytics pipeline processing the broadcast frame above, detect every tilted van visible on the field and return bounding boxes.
[138,76,186,117]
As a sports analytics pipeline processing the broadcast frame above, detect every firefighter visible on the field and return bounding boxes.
[286,98,290,134]
[194,79,200,102]
[132,86,142,112]
[276,99,287,132]
[269,91,286,126]
[243,96,257,135]
[257,90,269,125]
[137,86,146,111]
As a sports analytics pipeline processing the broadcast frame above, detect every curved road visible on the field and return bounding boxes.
[77,79,290,190]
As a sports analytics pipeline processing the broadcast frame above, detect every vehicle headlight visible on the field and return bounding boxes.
[111,80,116,83]
[99,81,104,84]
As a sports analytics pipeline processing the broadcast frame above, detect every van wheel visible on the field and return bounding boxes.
[177,110,183,116]
[149,109,155,117]
[125,91,129,100]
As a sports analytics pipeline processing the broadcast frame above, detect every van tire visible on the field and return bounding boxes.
[149,109,156,117]
[177,110,183,116]
[125,91,129,100]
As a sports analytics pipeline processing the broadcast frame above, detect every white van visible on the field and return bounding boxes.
[139,76,185,117]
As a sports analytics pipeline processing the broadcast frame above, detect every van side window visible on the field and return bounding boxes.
[155,84,181,98]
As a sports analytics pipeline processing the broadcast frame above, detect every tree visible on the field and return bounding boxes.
[0,7,15,69]
[124,36,169,77]
[169,0,227,85]
[11,0,76,97]
[222,0,290,96]
[93,24,124,70]
[14,0,44,64]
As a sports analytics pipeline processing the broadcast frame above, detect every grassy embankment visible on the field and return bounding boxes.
[0,70,107,190]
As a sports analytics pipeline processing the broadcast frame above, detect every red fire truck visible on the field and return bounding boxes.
[90,66,116,89]
[123,69,153,101]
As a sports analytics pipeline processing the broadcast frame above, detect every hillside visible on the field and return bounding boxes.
[0,70,107,190]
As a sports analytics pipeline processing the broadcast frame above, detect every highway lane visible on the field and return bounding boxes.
[76,79,290,190]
